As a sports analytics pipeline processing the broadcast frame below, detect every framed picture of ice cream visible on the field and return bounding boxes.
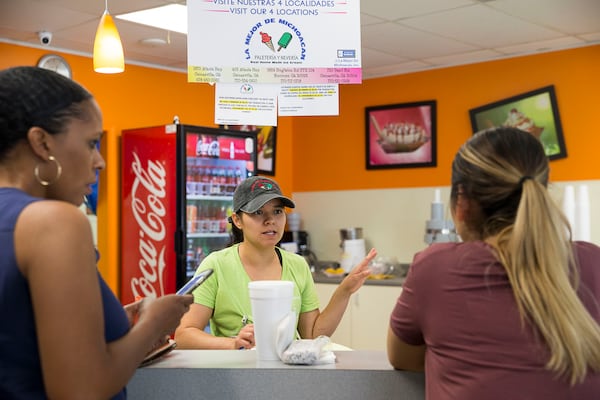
[365,100,437,170]
[221,125,277,175]
[469,85,567,160]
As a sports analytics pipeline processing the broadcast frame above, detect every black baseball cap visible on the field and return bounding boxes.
[233,176,295,213]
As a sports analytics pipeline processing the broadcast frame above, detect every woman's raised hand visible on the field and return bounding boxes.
[340,248,377,294]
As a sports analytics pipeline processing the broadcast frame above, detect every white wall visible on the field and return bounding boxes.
[292,180,600,264]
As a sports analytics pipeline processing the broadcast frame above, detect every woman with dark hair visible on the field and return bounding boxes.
[175,176,377,350]
[0,67,193,399]
[387,127,600,399]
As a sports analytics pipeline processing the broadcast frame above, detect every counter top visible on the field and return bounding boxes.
[311,261,408,287]
[313,273,405,286]
[312,270,406,287]
[129,349,424,400]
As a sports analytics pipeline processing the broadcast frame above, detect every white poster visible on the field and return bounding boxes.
[278,84,339,116]
[215,83,279,126]
[187,0,362,84]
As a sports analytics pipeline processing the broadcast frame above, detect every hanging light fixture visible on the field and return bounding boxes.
[93,0,124,73]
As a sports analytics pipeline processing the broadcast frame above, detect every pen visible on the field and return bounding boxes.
[238,315,248,350]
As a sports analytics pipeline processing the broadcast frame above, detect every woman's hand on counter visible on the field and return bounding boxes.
[339,248,377,294]
[234,323,255,350]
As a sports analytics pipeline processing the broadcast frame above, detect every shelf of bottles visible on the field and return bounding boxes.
[185,157,247,278]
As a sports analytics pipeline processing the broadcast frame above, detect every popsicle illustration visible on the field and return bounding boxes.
[277,32,293,51]
[260,32,274,52]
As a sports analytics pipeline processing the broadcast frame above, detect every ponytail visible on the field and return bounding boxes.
[496,179,600,384]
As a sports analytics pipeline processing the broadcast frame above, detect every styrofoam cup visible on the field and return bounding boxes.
[248,281,294,360]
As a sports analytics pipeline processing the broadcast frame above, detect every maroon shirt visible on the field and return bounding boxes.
[390,241,600,400]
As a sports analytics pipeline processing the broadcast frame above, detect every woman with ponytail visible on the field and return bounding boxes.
[387,127,600,399]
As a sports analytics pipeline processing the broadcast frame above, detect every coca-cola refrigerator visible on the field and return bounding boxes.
[120,123,257,303]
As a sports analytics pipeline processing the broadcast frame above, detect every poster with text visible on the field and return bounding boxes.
[187,0,362,84]
[278,84,339,116]
[215,83,279,126]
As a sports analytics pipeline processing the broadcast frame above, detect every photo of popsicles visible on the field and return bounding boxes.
[260,31,275,52]
[277,32,293,51]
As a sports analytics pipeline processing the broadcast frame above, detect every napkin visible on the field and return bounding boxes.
[279,335,336,365]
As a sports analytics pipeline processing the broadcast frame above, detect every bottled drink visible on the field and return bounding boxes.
[226,167,235,194]
[196,165,205,195]
[219,204,227,233]
[210,168,219,195]
[218,168,227,194]
[199,203,209,233]
[195,246,205,265]
[186,204,197,233]
[210,203,220,233]
[186,239,196,274]
[186,158,194,194]
[234,167,243,185]
[201,163,210,195]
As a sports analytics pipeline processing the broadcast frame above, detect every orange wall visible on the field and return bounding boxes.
[2,42,599,296]
[291,44,600,191]
[0,42,294,296]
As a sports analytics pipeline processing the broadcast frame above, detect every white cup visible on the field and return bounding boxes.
[248,281,294,360]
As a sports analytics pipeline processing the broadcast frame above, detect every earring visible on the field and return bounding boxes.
[34,155,62,186]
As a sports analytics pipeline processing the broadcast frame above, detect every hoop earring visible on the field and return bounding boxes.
[34,155,62,186]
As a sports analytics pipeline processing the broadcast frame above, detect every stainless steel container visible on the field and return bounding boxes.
[340,227,363,241]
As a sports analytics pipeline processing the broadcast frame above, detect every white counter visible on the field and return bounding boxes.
[129,349,425,400]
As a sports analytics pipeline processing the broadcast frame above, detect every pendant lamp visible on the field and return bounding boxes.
[93,0,124,73]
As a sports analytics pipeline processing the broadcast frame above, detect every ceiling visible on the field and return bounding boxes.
[1,0,599,80]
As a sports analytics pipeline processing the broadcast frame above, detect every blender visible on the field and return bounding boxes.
[339,227,366,273]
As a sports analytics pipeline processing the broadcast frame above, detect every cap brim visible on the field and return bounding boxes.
[239,193,295,213]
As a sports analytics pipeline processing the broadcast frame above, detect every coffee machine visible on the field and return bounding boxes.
[279,213,317,266]
[424,189,459,244]
[280,230,309,252]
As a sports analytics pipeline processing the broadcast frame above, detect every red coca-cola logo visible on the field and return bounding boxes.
[129,152,167,299]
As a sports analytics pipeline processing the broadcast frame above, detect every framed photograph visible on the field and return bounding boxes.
[469,85,566,160]
[365,100,437,170]
[221,125,277,175]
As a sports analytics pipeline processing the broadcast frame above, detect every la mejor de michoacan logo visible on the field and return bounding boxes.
[243,18,307,64]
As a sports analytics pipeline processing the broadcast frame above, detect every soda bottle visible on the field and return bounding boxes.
[218,168,227,195]
[186,204,197,233]
[195,246,205,265]
[186,239,196,274]
[234,167,243,185]
[219,204,227,233]
[226,167,235,194]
